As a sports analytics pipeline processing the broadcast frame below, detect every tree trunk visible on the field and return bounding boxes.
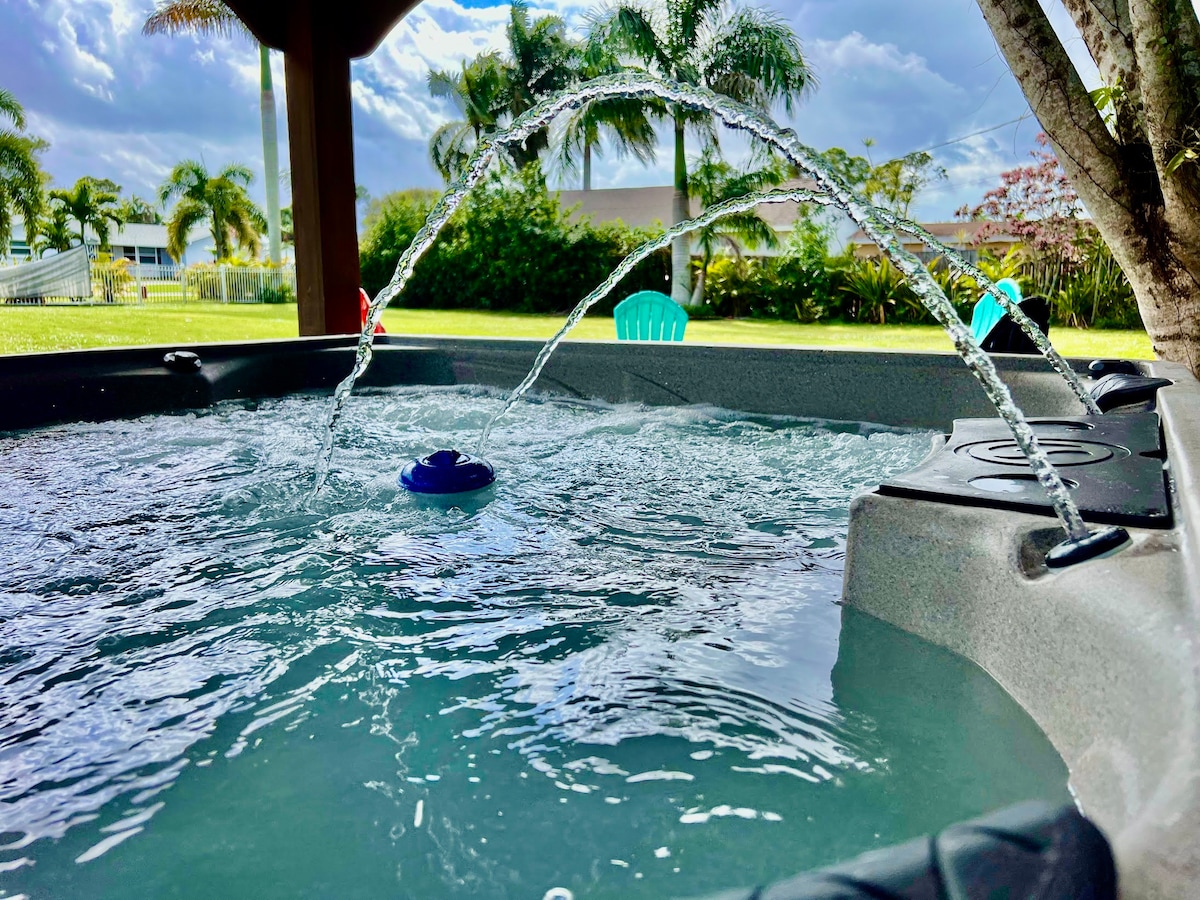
[690,253,709,307]
[671,112,692,307]
[260,44,283,265]
[975,0,1200,376]
[582,143,592,191]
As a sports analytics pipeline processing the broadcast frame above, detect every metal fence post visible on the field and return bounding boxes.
[219,265,229,304]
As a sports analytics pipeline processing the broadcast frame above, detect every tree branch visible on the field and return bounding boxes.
[975,0,1137,232]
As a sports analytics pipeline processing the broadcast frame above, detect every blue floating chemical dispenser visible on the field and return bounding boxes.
[399,449,495,494]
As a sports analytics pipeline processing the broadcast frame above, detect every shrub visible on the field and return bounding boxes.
[359,189,441,299]
[256,282,295,304]
[359,169,669,314]
[701,214,855,322]
[92,254,134,304]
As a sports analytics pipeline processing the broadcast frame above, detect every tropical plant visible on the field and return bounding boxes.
[361,166,668,312]
[428,53,512,182]
[840,257,918,325]
[48,177,125,252]
[31,206,74,257]
[358,188,441,298]
[427,2,575,182]
[0,88,45,256]
[159,160,266,262]
[686,149,783,306]
[556,41,658,191]
[144,1,283,263]
[117,195,163,225]
[588,0,811,305]
[92,253,134,303]
[1052,232,1141,330]
[504,1,576,168]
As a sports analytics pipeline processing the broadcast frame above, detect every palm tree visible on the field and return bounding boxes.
[143,1,283,264]
[504,1,575,169]
[428,53,512,183]
[48,178,125,252]
[427,1,575,182]
[0,88,44,256]
[159,160,266,262]
[686,149,783,306]
[589,0,811,305]
[31,206,75,257]
[556,42,658,191]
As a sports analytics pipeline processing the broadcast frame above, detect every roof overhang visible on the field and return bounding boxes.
[223,0,421,57]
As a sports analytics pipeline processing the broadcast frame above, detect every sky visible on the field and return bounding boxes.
[0,0,1101,225]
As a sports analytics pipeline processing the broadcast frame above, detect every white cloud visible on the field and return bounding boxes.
[809,31,958,94]
[55,11,117,100]
[352,79,441,142]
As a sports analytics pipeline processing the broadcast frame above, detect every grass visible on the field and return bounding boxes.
[0,303,1155,359]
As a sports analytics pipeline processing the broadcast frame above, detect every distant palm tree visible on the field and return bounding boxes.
[118,195,163,225]
[556,42,658,191]
[589,0,812,305]
[143,1,283,264]
[159,160,265,262]
[31,206,75,257]
[49,178,125,252]
[504,1,575,168]
[428,53,511,183]
[687,149,783,305]
[0,88,44,255]
[427,1,575,182]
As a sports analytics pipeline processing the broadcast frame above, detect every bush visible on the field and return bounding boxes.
[358,189,442,300]
[92,254,134,304]
[359,168,670,314]
[701,214,856,322]
[256,282,295,304]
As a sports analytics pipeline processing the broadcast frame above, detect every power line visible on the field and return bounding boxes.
[912,113,1033,155]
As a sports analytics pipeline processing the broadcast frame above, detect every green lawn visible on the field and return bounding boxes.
[0,303,1155,359]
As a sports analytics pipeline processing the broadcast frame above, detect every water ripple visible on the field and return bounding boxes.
[0,387,1066,899]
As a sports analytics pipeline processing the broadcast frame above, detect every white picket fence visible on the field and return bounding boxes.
[87,262,296,305]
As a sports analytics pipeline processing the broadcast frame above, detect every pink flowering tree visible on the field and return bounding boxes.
[961,134,1094,296]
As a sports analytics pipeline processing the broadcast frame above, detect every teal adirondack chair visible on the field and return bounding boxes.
[614,291,688,341]
[970,277,1022,344]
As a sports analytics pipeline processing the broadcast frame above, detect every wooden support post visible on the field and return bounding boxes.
[284,0,362,336]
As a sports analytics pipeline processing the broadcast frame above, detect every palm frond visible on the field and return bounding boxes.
[702,8,813,113]
[590,3,671,73]
[429,121,475,183]
[166,198,207,262]
[0,88,25,130]
[217,162,255,186]
[666,0,723,62]
[142,0,251,41]
[159,159,208,206]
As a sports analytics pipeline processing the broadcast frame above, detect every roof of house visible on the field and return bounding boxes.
[556,179,819,232]
[847,220,1018,246]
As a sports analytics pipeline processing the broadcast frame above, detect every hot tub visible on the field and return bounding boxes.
[0,334,1192,898]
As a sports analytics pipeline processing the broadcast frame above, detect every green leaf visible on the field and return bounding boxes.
[1166,147,1198,177]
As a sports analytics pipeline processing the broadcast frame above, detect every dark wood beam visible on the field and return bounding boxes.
[221,0,421,335]
[284,0,362,336]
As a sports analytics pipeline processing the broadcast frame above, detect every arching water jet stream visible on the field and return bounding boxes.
[318,74,1125,565]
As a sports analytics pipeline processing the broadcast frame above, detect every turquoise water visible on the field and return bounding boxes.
[0,387,1068,899]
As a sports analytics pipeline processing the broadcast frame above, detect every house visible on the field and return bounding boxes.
[847,220,1020,265]
[2,220,257,268]
[555,180,819,257]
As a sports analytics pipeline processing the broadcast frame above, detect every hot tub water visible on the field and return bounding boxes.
[0,387,1069,898]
